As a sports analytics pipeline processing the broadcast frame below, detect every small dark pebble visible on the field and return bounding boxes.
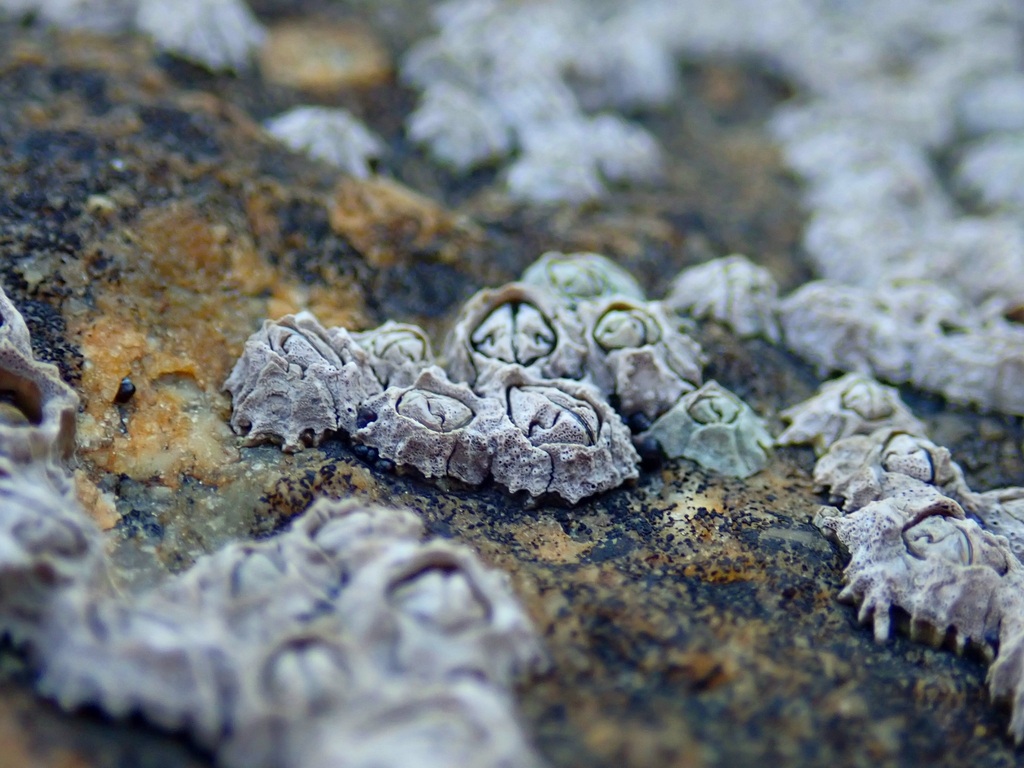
[114,376,136,404]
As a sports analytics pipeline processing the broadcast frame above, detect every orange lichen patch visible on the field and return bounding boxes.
[73,469,119,531]
[328,176,479,268]
[512,517,594,564]
[259,19,391,93]
[267,281,367,330]
[67,202,281,486]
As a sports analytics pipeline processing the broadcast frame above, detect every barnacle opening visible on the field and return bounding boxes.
[593,306,661,351]
[506,386,599,447]
[470,302,556,367]
[0,370,43,426]
[395,390,475,433]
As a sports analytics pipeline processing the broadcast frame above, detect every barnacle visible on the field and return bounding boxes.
[135,0,266,73]
[520,251,645,307]
[224,312,383,451]
[0,459,109,644]
[264,107,385,178]
[353,321,435,388]
[641,380,773,478]
[665,254,781,342]
[353,367,507,486]
[444,283,587,386]
[778,373,926,456]
[484,367,639,503]
[579,297,705,422]
[338,538,546,687]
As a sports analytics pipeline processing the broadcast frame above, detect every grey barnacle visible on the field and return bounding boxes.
[444,283,587,387]
[338,538,546,688]
[813,428,974,512]
[353,367,507,485]
[224,312,383,451]
[579,297,705,421]
[520,250,645,308]
[815,493,1012,650]
[664,254,781,342]
[353,321,435,388]
[778,373,927,456]
[482,367,639,504]
[641,380,773,478]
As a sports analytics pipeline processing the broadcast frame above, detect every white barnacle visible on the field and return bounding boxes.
[353,367,507,485]
[665,254,781,342]
[223,312,383,451]
[444,282,587,386]
[642,380,773,478]
[135,0,266,72]
[578,297,705,422]
[520,250,645,307]
[264,107,385,179]
[483,367,639,504]
[777,373,926,456]
[353,321,434,388]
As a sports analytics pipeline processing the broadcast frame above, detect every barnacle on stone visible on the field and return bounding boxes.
[815,494,1010,649]
[224,312,382,451]
[135,0,266,72]
[297,497,425,572]
[641,380,773,478]
[264,107,385,179]
[353,367,507,486]
[778,373,926,456]
[406,82,513,172]
[484,367,639,503]
[813,428,974,513]
[579,297,705,422]
[0,459,108,644]
[353,321,435,388]
[520,250,645,308]
[286,679,544,768]
[665,254,781,342]
[338,537,546,687]
[444,283,587,386]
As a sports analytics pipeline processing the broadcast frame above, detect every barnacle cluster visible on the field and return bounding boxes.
[227,252,774,501]
[0,0,265,71]
[0,285,545,768]
[781,373,1024,741]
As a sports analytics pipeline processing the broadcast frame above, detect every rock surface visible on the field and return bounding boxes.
[0,4,1021,768]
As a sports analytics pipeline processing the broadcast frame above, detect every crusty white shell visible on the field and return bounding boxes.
[224,312,383,451]
[778,373,926,456]
[0,459,108,644]
[354,367,507,485]
[813,427,974,512]
[443,283,587,387]
[135,0,266,73]
[520,251,645,307]
[664,254,781,342]
[482,367,640,503]
[352,321,436,388]
[338,538,547,687]
[285,678,545,768]
[578,297,704,421]
[641,380,773,478]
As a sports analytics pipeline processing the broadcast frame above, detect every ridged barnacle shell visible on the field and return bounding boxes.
[0,459,108,644]
[815,494,1012,649]
[264,106,385,179]
[288,678,544,768]
[443,283,587,387]
[222,630,375,768]
[520,251,645,308]
[578,297,705,422]
[481,367,639,504]
[0,287,33,357]
[296,497,425,572]
[337,538,545,687]
[37,596,242,747]
[224,312,383,451]
[813,428,973,512]
[778,373,927,456]
[353,367,507,486]
[352,321,435,388]
[149,533,340,642]
[640,380,773,478]
[664,254,781,342]
[135,0,267,73]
